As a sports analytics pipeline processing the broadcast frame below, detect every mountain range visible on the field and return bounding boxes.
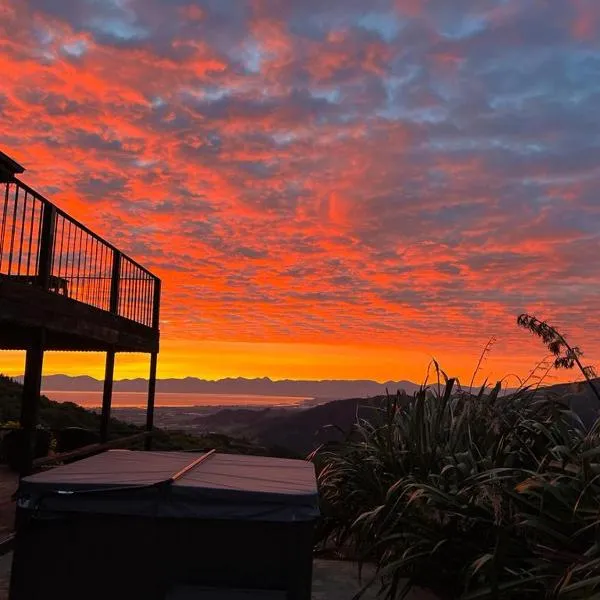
[38,374,422,399]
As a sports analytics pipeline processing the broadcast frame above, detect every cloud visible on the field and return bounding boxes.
[1,0,599,378]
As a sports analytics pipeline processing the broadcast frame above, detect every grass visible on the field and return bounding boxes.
[313,316,600,599]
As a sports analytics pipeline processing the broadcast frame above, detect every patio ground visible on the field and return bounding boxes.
[0,468,438,599]
[0,555,437,600]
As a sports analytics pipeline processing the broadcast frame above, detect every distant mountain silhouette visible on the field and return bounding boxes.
[39,374,422,399]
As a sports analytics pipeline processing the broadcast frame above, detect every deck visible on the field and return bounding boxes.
[0,154,160,353]
[0,149,161,475]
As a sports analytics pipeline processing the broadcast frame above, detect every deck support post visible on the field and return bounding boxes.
[100,350,115,443]
[145,278,161,451]
[145,351,158,450]
[20,328,45,477]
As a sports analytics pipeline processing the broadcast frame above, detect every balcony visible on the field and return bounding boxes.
[0,150,160,353]
[0,150,161,475]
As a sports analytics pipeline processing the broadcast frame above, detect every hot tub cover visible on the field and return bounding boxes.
[17,450,319,522]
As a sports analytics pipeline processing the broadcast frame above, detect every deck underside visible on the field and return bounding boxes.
[0,279,159,353]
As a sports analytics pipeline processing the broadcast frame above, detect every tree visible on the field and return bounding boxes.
[517,313,600,403]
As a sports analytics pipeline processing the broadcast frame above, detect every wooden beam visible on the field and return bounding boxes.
[32,432,149,469]
[145,351,158,450]
[20,328,45,477]
[100,350,115,443]
[0,279,159,352]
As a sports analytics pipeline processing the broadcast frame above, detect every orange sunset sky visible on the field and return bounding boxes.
[1,0,599,385]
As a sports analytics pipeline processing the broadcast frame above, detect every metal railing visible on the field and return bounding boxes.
[0,178,160,329]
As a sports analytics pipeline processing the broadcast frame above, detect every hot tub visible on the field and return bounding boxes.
[10,450,319,600]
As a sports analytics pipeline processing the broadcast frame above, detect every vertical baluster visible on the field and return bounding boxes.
[26,192,36,276]
[122,259,127,318]
[130,263,134,319]
[128,262,133,319]
[148,275,152,326]
[92,239,100,309]
[129,264,133,320]
[98,243,104,309]
[82,233,90,306]
[144,274,148,324]
[68,220,75,293]
[7,184,19,275]
[104,246,110,311]
[56,216,65,286]
[139,270,144,324]
[17,190,27,275]
[35,199,45,277]
[139,269,144,323]
[0,183,10,272]
[104,245,109,311]
[134,265,140,323]
[75,227,83,301]
[123,259,129,318]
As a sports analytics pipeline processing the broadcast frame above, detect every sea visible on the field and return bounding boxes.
[41,390,312,409]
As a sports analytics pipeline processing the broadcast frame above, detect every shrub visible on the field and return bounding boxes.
[314,319,600,599]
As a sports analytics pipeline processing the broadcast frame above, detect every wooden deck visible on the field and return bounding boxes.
[0,152,160,354]
[0,278,158,353]
[0,150,161,474]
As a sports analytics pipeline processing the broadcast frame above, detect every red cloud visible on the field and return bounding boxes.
[0,0,598,381]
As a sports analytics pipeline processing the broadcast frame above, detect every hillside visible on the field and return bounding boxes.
[4,374,599,459]
[0,375,288,457]
[192,407,288,434]
[0,375,137,437]
[193,396,396,455]
[191,378,600,455]
[534,378,600,426]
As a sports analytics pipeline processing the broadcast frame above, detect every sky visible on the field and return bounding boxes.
[1,0,600,385]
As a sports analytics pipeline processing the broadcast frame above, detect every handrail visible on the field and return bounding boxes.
[14,179,156,279]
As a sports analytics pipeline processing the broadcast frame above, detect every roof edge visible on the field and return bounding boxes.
[0,150,25,182]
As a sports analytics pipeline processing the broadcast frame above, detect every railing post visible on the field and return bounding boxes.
[145,351,158,451]
[152,278,161,330]
[100,350,115,443]
[109,250,121,314]
[37,203,55,290]
[145,278,160,450]
[101,251,120,442]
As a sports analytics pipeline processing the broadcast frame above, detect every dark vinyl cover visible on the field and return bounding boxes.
[17,450,319,522]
